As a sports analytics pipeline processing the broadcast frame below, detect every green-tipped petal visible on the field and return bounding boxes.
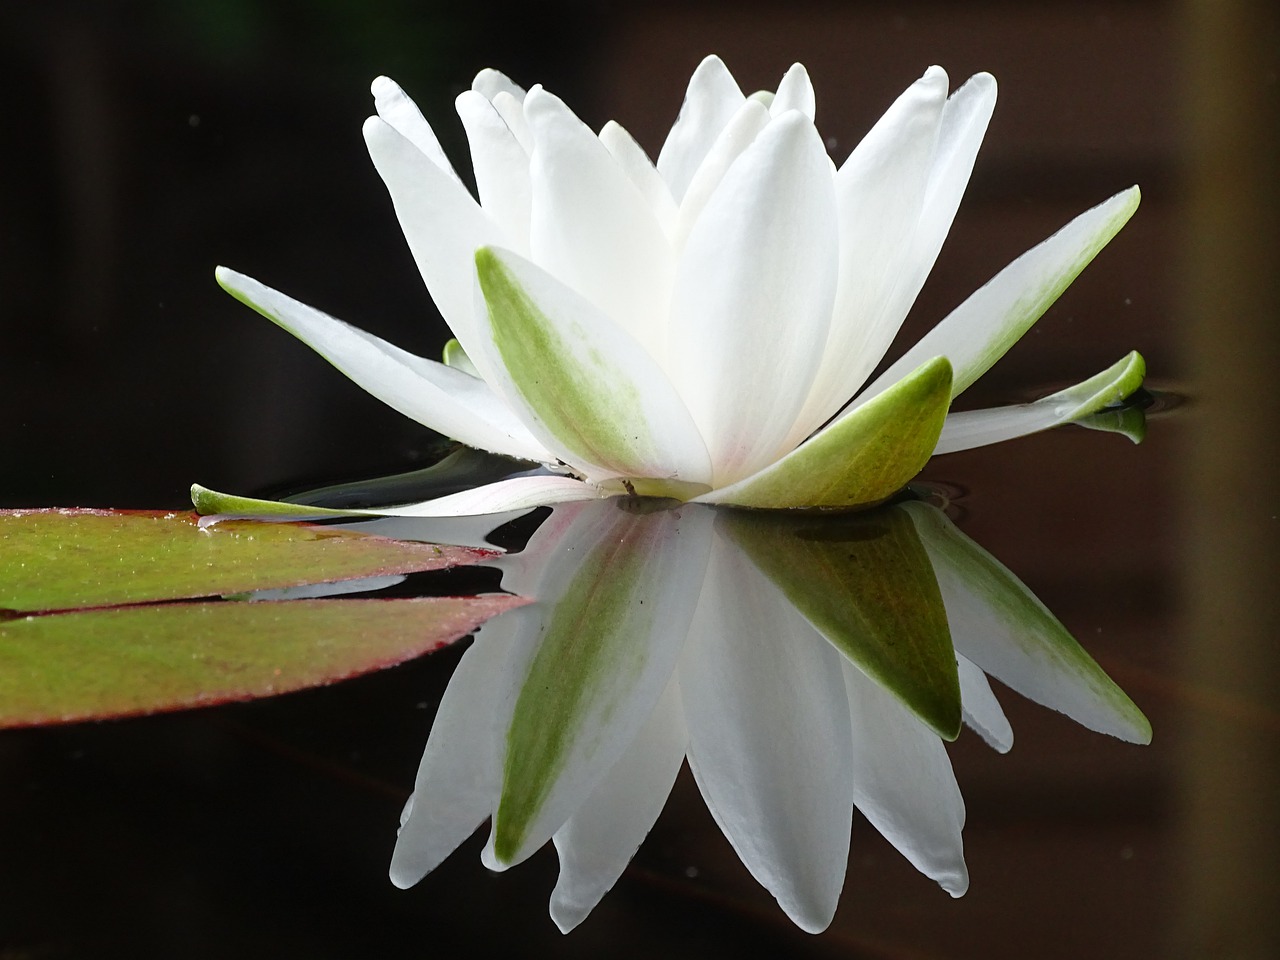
[858,186,1141,405]
[721,507,961,740]
[905,501,1151,744]
[934,351,1145,455]
[697,356,952,510]
[441,338,480,378]
[191,475,601,520]
[475,246,712,485]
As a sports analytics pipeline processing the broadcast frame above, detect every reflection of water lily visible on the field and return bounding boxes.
[213,56,1144,515]
[389,499,1149,933]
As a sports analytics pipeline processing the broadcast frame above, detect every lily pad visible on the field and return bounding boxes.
[0,595,526,728]
[0,509,492,613]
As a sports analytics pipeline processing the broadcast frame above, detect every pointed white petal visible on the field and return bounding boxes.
[456,90,532,255]
[843,660,969,896]
[669,112,839,485]
[363,116,506,382]
[858,187,1142,407]
[957,654,1013,753]
[681,531,853,933]
[524,88,675,366]
[389,615,519,887]
[473,67,526,103]
[484,502,713,868]
[475,246,712,486]
[788,67,950,443]
[214,267,551,462]
[550,675,687,932]
[671,98,771,251]
[771,62,816,120]
[905,501,1151,743]
[598,120,679,236]
[933,351,1145,454]
[370,76,460,181]
[657,55,747,202]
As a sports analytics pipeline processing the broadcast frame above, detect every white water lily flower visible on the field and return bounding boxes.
[216,56,1143,514]
[388,498,1149,933]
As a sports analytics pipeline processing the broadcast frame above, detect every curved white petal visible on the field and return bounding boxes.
[475,247,713,486]
[389,613,522,887]
[456,90,532,255]
[671,98,771,251]
[363,116,504,381]
[550,674,688,933]
[370,76,460,181]
[771,62,816,120]
[214,267,551,462]
[933,351,1145,454]
[681,531,853,933]
[843,660,969,896]
[669,111,839,485]
[788,67,950,443]
[858,186,1141,408]
[957,653,1013,753]
[657,54,747,202]
[380,475,602,517]
[598,120,679,237]
[525,88,676,366]
[482,501,713,869]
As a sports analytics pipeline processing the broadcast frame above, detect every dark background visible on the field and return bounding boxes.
[2,2,1277,958]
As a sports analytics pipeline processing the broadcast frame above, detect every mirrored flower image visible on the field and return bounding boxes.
[386,497,1150,933]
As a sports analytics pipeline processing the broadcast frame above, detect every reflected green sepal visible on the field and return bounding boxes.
[701,356,953,510]
[904,501,1151,744]
[721,506,962,740]
[1075,404,1147,444]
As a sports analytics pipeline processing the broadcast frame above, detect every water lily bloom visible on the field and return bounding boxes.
[388,498,1150,933]
[215,56,1143,515]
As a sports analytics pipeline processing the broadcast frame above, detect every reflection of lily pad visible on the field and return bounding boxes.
[0,509,522,728]
[0,595,525,728]
[721,507,961,740]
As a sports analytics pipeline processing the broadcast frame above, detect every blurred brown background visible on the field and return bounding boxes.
[2,1,1277,958]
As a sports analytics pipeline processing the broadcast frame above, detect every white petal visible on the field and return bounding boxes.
[389,614,521,887]
[770,62,816,120]
[370,76,460,181]
[843,660,969,896]
[455,90,532,256]
[482,501,714,868]
[598,120,679,237]
[550,675,687,933]
[857,186,1141,407]
[494,91,533,152]
[473,67,526,103]
[671,98,771,252]
[680,530,853,933]
[957,654,1013,753]
[787,67,950,444]
[475,247,713,486]
[657,55,747,202]
[363,116,505,382]
[380,475,603,517]
[214,267,551,462]
[933,351,1145,454]
[669,112,839,485]
[525,88,676,367]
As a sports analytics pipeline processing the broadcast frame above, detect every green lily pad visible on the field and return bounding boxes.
[0,509,492,613]
[720,505,961,740]
[0,595,526,728]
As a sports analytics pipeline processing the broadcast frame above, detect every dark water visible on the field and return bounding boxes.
[2,3,1277,958]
